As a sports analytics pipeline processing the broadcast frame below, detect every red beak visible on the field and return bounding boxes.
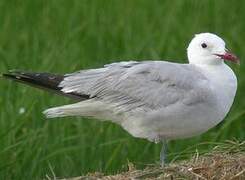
[215,51,240,64]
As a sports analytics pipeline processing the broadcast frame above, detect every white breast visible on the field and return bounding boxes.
[198,63,237,121]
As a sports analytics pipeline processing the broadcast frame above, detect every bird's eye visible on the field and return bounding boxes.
[201,43,207,48]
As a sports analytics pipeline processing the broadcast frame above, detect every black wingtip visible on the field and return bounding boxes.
[1,70,89,101]
[1,70,26,80]
[1,72,15,79]
[2,70,63,88]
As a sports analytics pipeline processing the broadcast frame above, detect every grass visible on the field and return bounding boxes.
[57,140,245,179]
[0,0,244,179]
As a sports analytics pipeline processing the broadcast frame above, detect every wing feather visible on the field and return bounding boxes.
[59,61,209,113]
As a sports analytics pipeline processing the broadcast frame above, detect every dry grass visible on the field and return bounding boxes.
[56,141,245,180]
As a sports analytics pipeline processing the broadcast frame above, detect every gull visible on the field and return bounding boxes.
[2,33,239,166]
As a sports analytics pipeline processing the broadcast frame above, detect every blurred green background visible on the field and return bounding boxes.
[0,0,244,179]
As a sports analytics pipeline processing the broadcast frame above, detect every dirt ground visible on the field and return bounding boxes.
[58,141,245,180]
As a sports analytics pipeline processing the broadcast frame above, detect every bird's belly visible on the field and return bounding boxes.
[121,102,223,142]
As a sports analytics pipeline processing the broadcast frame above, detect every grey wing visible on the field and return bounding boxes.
[59,61,209,114]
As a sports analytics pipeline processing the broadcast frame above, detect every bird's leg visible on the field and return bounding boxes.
[160,139,167,167]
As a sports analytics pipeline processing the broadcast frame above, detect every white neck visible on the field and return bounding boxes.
[188,54,224,66]
[195,63,237,118]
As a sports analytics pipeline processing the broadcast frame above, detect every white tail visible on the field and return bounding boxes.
[43,100,117,120]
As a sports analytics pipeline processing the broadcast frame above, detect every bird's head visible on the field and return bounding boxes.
[187,33,239,65]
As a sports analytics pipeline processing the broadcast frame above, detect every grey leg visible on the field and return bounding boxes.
[160,139,167,167]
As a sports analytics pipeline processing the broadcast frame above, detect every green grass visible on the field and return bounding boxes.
[0,0,244,179]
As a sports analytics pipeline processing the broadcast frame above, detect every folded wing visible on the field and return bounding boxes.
[59,61,209,114]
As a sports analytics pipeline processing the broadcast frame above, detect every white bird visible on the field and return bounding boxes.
[2,33,239,166]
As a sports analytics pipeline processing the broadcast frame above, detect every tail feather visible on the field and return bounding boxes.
[43,101,97,118]
[43,100,117,120]
[2,70,89,101]
[43,107,68,118]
